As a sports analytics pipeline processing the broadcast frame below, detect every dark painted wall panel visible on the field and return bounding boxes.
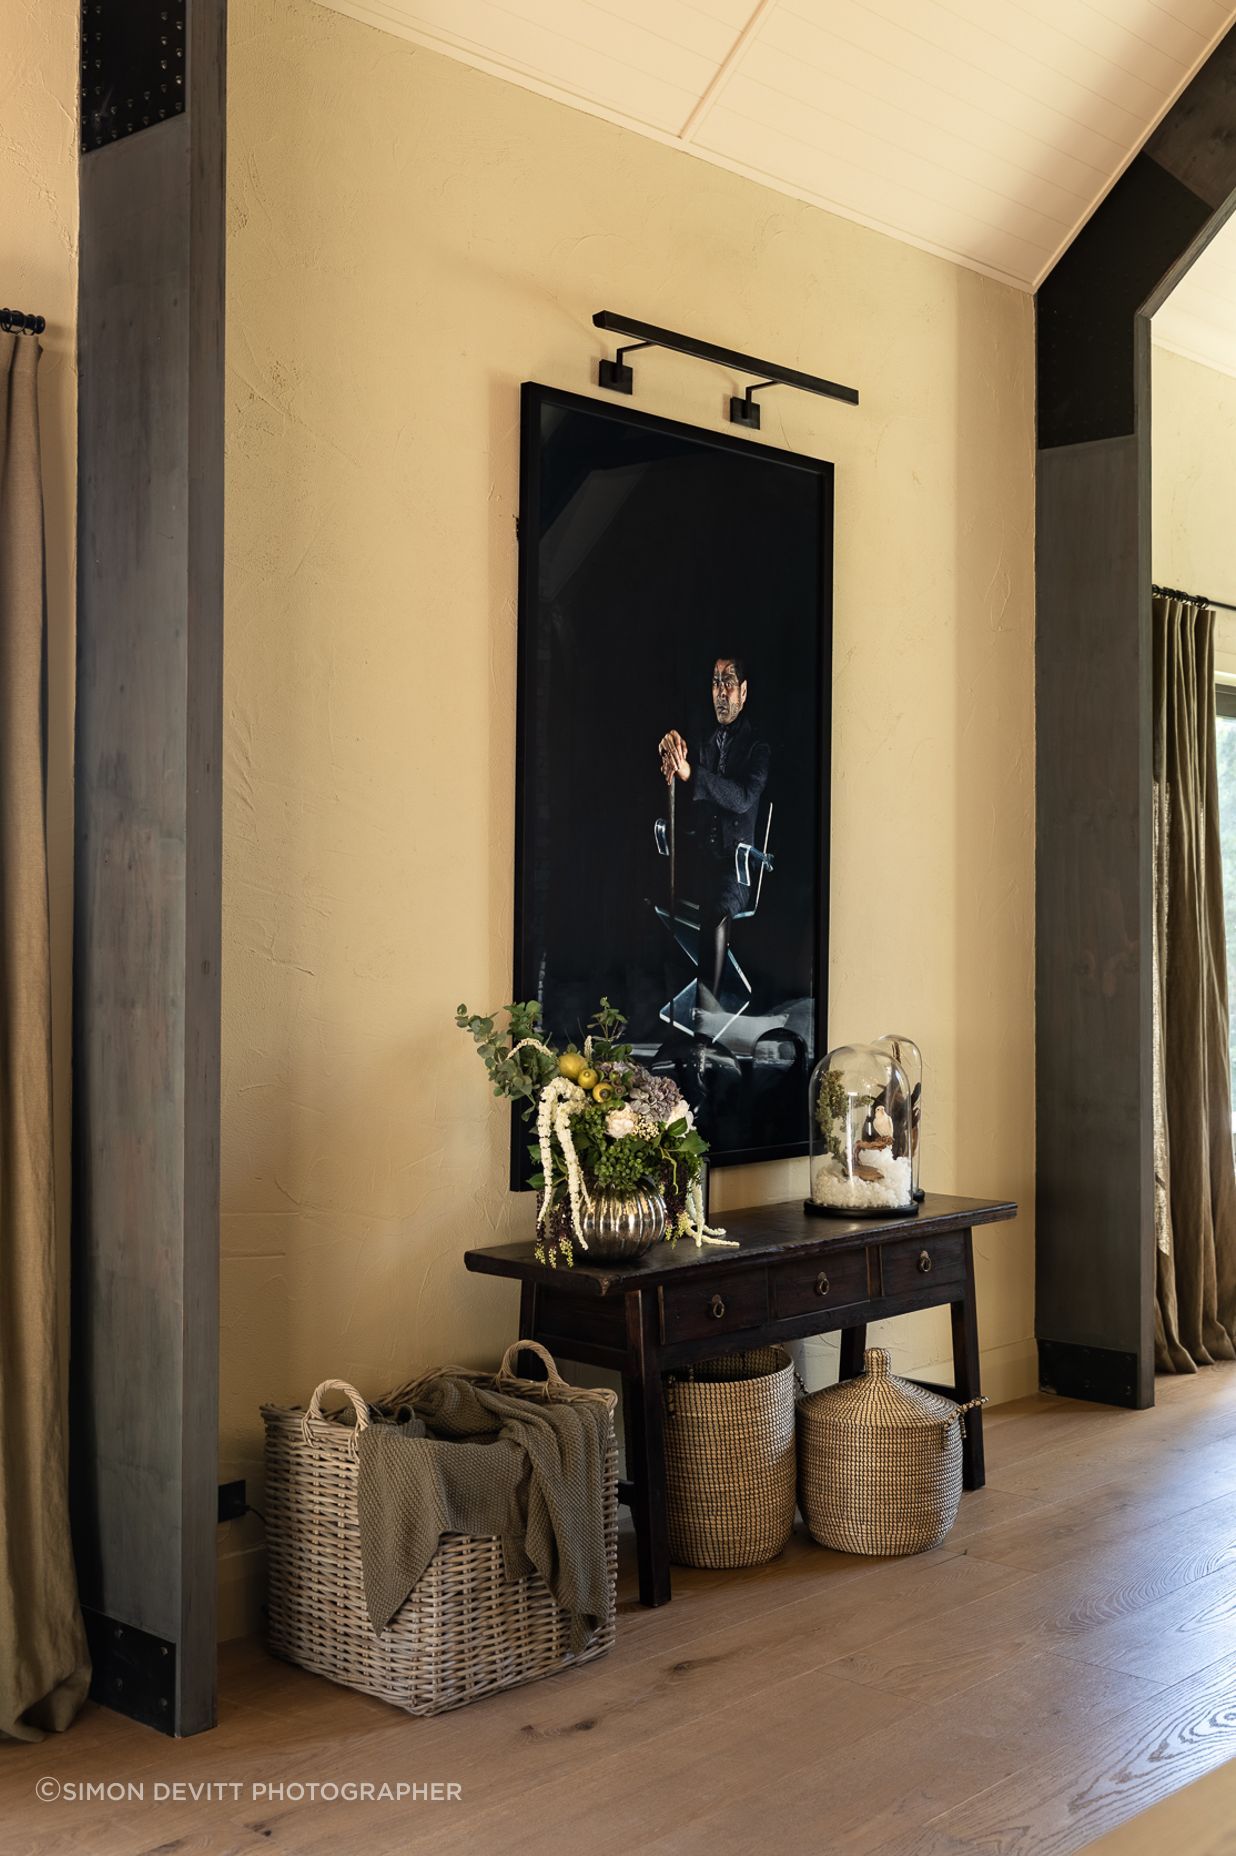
[74,120,193,1650]
[1035,436,1154,1405]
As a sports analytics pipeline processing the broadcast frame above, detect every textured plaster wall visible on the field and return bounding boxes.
[1152,345,1236,675]
[1,0,79,1375]
[221,0,1037,1632]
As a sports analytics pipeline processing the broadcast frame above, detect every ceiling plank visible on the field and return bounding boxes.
[680,0,777,141]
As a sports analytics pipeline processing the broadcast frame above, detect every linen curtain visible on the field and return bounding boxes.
[0,330,90,1737]
[1152,592,1236,1373]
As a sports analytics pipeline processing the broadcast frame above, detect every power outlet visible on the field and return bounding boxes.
[217,1480,246,1523]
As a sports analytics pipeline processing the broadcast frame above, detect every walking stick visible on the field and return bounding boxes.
[668,772,676,942]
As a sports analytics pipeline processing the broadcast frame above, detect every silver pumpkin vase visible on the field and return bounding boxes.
[580,1185,667,1262]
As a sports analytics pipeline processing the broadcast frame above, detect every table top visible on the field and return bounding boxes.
[463,1192,1018,1296]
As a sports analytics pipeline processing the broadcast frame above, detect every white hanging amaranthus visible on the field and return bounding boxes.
[510,1040,594,1254]
[678,1175,737,1250]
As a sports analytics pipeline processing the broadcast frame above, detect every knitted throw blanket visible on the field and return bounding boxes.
[356,1375,610,1653]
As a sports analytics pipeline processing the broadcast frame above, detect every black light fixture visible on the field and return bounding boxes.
[593,310,859,428]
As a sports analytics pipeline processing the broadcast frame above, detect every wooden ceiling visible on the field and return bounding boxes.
[319,0,1236,288]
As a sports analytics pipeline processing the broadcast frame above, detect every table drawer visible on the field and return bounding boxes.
[773,1248,869,1320]
[659,1269,769,1346]
[883,1231,966,1296]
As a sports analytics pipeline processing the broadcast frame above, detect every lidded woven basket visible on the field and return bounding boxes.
[797,1348,983,1556]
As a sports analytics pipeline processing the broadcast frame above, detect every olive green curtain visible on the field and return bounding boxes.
[0,331,90,1738]
[1153,593,1236,1373]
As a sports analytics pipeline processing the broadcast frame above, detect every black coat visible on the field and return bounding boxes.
[691,712,771,864]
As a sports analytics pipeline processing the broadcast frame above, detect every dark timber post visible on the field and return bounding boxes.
[72,0,226,1734]
[1035,30,1236,1409]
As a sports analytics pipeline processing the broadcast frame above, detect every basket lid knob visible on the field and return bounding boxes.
[865,1348,893,1377]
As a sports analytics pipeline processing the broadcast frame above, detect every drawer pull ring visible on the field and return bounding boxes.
[815,1272,830,1297]
[918,1250,933,1274]
[708,1294,726,1320]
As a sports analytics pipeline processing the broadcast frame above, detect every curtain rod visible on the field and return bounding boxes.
[1153,582,1236,616]
[0,308,45,336]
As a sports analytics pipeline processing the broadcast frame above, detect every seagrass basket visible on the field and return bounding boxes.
[797,1347,985,1556]
[261,1342,618,1716]
[663,1346,797,1569]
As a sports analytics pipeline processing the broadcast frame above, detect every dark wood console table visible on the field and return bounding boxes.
[464,1192,1017,1607]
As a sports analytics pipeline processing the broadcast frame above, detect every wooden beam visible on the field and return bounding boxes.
[72,0,225,1736]
[1034,25,1236,1407]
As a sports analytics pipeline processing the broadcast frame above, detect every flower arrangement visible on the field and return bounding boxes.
[457,997,733,1267]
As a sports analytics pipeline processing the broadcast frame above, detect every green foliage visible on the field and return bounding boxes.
[814,1067,849,1163]
[594,1134,658,1189]
[586,997,634,1068]
[456,999,558,1114]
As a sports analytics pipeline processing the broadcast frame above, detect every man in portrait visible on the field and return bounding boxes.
[658,656,772,1015]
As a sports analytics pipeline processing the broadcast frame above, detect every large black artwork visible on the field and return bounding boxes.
[514,383,833,1171]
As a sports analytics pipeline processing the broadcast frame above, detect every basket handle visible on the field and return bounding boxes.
[301,1379,371,1457]
[944,1394,988,1444]
[497,1341,568,1389]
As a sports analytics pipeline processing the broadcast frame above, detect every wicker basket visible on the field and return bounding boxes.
[261,1342,618,1715]
[664,1346,797,1569]
[797,1347,985,1556]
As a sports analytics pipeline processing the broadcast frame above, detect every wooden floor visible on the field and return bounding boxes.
[7,1367,1236,1856]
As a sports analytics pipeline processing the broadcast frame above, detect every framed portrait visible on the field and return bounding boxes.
[513,382,833,1174]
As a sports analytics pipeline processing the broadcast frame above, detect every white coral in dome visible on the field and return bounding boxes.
[811,1153,913,1211]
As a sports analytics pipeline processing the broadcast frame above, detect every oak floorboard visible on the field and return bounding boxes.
[631,1647,1166,1856]
[1046,1561,1236,1689]
[824,1485,1236,1704]
[870,1647,1236,1856]
[1081,1757,1236,1855]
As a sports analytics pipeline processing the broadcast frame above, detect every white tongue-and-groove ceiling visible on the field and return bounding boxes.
[317,0,1236,289]
[1154,212,1236,376]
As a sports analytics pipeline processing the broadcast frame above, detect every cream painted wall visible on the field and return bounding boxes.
[221,0,1037,1633]
[1,0,79,1378]
[1152,345,1236,675]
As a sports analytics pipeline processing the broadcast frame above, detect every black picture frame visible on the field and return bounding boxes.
[513,381,834,1178]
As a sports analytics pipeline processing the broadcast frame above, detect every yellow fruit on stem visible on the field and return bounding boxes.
[558,1051,586,1081]
[592,1082,614,1103]
[577,1067,599,1091]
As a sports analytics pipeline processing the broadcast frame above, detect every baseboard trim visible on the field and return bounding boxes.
[1038,1339,1148,1408]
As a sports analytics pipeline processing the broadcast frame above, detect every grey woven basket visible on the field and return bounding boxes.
[797,1347,985,1556]
[664,1346,797,1569]
[261,1342,618,1716]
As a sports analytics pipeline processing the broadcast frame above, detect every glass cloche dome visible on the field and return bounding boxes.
[806,1042,917,1218]
[874,1033,923,1202]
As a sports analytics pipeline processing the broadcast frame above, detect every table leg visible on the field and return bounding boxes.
[951,1229,985,1490]
[516,1282,548,1379]
[623,1290,671,1607]
[839,1324,868,1380]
